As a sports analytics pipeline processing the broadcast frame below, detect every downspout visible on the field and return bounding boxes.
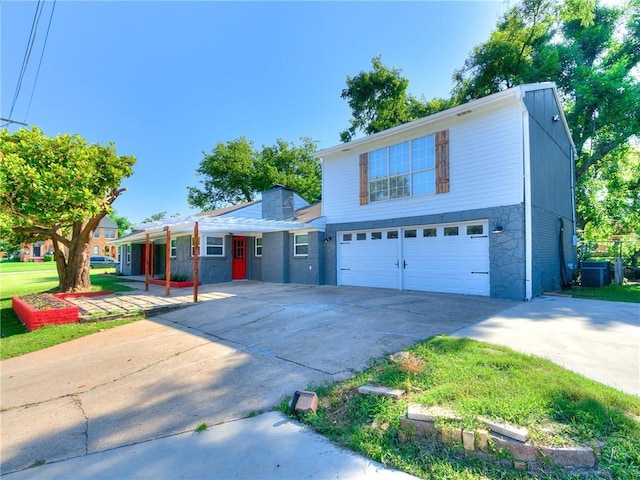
[519,93,533,301]
[569,145,577,244]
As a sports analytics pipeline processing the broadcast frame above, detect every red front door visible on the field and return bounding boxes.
[139,244,147,274]
[232,237,247,280]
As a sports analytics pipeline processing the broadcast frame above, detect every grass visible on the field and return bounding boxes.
[286,336,640,480]
[0,267,140,359]
[567,282,640,303]
[0,260,58,272]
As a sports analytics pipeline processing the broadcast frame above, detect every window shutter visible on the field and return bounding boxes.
[359,152,369,205]
[435,130,450,194]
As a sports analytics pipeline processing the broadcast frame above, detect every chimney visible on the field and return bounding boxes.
[261,185,295,221]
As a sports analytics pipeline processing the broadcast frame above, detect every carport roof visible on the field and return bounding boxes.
[111,215,324,245]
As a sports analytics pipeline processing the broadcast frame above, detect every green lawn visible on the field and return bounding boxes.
[0,260,58,272]
[289,336,640,479]
[567,282,640,303]
[0,269,140,359]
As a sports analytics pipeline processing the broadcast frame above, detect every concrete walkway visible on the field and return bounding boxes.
[2,283,512,477]
[2,283,638,479]
[454,294,640,396]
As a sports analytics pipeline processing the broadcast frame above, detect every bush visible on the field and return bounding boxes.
[43,253,54,262]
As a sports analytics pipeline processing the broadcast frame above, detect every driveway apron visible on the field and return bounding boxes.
[1,283,513,474]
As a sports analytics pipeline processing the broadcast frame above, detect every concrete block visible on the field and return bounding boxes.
[400,418,438,438]
[476,429,489,451]
[480,417,529,442]
[293,391,318,414]
[358,385,404,399]
[490,434,538,461]
[539,446,596,468]
[462,430,475,451]
[407,403,461,422]
[514,460,527,471]
[440,427,462,445]
[332,371,354,382]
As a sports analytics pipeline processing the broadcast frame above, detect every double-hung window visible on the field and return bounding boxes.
[294,234,308,256]
[368,134,435,203]
[170,239,177,258]
[255,237,263,257]
[203,236,224,256]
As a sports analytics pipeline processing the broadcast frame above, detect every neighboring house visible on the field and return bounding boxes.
[20,216,119,262]
[112,186,326,285]
[114,82,577,301]
[317,82,577,300]
[92,216,119,258]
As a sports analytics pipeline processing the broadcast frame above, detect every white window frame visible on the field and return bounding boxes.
[294,233,309,257]
[93,229,100,238]
[368,134,435,203]
[126,244,131,264]
[170,239,177,258]
[93,246,99,254]
[203,235,224,257]
[255,237,263,257]
[104,229,116,239]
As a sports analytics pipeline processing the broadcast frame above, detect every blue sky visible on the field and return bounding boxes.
[2,1,508,224]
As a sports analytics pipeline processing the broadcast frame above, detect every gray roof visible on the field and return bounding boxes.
[99,216,117,229]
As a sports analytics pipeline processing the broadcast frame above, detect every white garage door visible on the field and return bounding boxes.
[337,221,490,296]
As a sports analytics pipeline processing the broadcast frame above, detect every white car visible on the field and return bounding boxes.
[89,256,120,269]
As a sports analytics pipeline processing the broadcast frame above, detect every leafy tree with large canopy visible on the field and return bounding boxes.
[187,137,320,211]
[452,0,640,238]
[340,55,454,142]
[0,127,135,291]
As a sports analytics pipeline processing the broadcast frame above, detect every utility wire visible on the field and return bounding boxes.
[8,0,45,119]
[24,0,57,122]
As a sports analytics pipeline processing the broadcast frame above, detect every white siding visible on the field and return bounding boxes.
[323,105,524,223]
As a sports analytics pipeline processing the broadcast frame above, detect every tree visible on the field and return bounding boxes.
[451,0,640,238]
[188,137,321,211]
[110,210,133,237]
[340,55,455,142]
[142,212,167,223]
[0,127,135,292]
[255,137,321,204]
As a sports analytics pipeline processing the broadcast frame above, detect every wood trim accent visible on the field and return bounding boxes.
[435,130,450,194]
[359,152,369,205]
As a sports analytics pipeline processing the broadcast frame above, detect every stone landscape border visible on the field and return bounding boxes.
[359,385,598,473]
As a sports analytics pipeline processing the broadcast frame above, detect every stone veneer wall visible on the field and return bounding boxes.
[323,204,526,301]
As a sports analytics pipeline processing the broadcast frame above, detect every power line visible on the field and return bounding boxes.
[24,0,57,122]
[8,0,45,119]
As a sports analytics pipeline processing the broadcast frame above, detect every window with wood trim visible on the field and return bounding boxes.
[359,130,447,203]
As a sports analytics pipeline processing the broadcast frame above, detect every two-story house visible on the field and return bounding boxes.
[114,82,577,301]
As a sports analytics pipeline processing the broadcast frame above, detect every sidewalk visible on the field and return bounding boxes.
[2,412,417,480]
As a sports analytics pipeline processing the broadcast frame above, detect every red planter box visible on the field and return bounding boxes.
[148,279,200,288]
[12,295,79,331]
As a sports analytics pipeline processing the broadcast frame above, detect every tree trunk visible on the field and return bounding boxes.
[59,239,92,292]
[53,218,102,293]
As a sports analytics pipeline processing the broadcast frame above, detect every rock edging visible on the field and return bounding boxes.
[358,386,597,473]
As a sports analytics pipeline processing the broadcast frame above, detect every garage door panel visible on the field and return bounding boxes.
[339,221,489,296]
[338,236,398,289]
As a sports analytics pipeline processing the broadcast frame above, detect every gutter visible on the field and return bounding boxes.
[517,88,534,301]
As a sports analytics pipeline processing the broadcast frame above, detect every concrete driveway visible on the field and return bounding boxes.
[1,283,514,475]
